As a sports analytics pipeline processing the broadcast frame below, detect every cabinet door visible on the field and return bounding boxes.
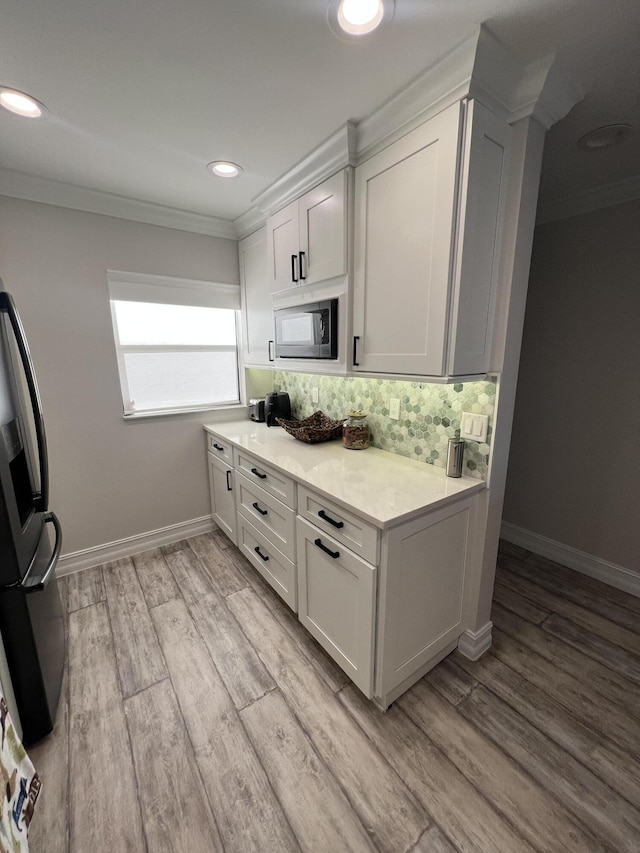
[376,499,472,700]
[266,199,300,293]
[238,515,297,611]
[239,227,274,367]
[298,171,347,285]
[208,453,237,546]
[236,471,296,561]
[297,517,376,697]
[352,102,462,375]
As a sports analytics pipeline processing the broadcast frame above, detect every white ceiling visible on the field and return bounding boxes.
[2,0,639,228]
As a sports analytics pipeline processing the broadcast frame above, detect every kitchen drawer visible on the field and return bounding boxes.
[206,433,233,464]
[297,486,380,565]
[234,449,296,508]
[236,471,296,562]
[238,515,297,611]
[297,517,376,697]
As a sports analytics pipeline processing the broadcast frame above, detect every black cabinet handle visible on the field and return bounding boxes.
[226,470,232,491]
[213,443,224,452]
[291,254,298,283]
[254,545,269,562]
[318,509,344,529]
[299,251,306,280]
[251,467,267,480]
[268,340,275,362]
[315,538,340,559]
[252,501,268,516]
[353,335,360,366]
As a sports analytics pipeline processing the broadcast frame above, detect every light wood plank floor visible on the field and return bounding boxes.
[27,534,640,852]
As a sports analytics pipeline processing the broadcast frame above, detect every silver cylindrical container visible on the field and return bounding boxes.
[446,433,465,478]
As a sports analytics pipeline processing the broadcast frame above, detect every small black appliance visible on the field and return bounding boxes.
[265,391,292,427]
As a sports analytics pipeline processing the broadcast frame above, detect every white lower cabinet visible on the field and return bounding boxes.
[207,452,237,546]
[235,471,296,561]
[297,516,376,697]
[205,426,480,709]
[375,499,473,705]
[237,515,297,611]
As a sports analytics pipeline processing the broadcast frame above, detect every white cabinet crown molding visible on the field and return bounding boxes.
[240,25,582,230]
[251,122,357,218]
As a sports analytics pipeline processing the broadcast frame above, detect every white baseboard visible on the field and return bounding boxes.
[500,521,640,599]
[458,622,493,660]
[57,516,216,575]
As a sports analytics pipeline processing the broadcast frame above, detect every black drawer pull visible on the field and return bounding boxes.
[318,509,344,529]
[315,538,339,559]
[251,467,267,480]
[252,501,268,516]
[299,250,306,280]
[254,545,269,562]
[291,253,298,283]
[213,443,224,452]
[226,470,232,491]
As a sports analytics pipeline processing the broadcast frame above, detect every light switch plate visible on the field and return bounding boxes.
[460,412,489,443]
[389,398,400,420]
[311,387,319,404]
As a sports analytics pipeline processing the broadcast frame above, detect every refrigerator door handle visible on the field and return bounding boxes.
[0,291,49,512]
[22,512,62,592]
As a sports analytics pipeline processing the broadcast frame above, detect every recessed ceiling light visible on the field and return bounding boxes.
[328,0,394,39]
[339,0,383,33]
[207,161,243,178]
[0,87,47,118]
[578,124,632,151]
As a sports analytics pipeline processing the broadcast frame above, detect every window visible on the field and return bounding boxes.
[107,270,241,417]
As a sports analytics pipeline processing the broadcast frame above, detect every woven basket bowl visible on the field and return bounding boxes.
[276,410,344,444]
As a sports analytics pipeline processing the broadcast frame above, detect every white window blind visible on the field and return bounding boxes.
[107,270,241,417]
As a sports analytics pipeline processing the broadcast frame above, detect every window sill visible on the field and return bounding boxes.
[122,403,247,421]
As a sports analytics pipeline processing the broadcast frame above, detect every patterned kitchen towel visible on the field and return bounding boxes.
[0,697,41,853]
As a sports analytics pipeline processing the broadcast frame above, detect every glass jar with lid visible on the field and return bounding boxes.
[343,411,370,450]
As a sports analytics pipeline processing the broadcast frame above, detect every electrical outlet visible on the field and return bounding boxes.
[389,398,400,420]
[311,387,319,404]
[460,412,489,443]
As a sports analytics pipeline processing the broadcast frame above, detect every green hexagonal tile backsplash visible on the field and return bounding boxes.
[273,371,495,479]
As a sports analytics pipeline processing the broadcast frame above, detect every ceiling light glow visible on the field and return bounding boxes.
[0,87,46,118]
[207,160,243,178]
[328,0,393,39]
[339,0,383,31]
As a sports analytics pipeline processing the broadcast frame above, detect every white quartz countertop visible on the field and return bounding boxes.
[204,420,485,529]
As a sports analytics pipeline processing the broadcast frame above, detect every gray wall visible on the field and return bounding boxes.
[503,198,640,574]
[0,197,239,555]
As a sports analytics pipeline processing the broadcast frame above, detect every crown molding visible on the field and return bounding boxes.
[233,206,267,241]
[352,25,583,165]
[1,27,584,240]
[251,121,357,216]
[536,174,640,224]
[0,169,237,240]
[469,30,584,130]
[355,29,479,161]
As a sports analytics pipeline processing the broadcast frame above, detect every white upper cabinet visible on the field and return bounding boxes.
[352,99,509,378]
[239,227,274,367]
[266,171,347,293]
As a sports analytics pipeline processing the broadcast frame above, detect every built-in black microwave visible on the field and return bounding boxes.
[274,298,338,359]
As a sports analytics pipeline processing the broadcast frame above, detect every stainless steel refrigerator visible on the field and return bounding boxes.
[0,287,64,747]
